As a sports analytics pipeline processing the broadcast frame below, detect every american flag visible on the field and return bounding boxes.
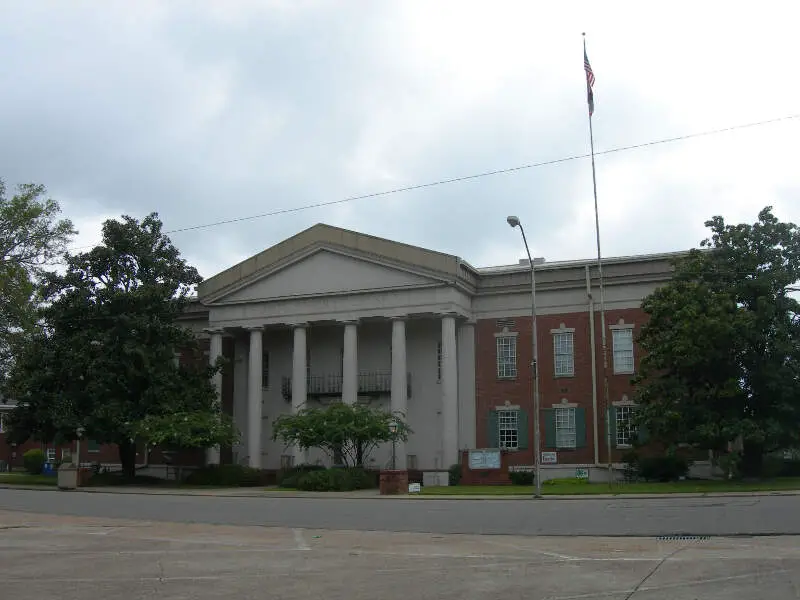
[584,49,595,116]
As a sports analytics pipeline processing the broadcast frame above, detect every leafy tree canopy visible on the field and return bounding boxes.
[2,212,235,476]
[635,206,800,473]
[0,179,75,377]
[272,403,411,468]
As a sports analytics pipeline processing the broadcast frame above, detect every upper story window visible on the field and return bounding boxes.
[496,335,518,379]
[552,329,575,377]
[612,327,635,374]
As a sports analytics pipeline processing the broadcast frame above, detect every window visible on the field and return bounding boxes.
[436,342,442,381]
[612,328,635,374]
[498,410,519,450]
[553,331,575,377]
[261,351,270,388]
[87,439,100,453]
[496,336,517,378]
[45,448,56,463]
[555,407,576,449]
[407,454,418,470]
[616,405,636,447]
[0,412,5,433]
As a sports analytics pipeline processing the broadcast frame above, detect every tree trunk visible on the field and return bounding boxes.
[118,440,137,479]
[355,443,364,468]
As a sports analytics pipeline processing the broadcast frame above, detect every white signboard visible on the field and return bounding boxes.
[408,482,421,494]
[541,451,558,464]
[468,449,502,470]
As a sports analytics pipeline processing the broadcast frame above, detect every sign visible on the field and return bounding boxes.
[408,483,421,494]
[575,468,589,480]
[468,449,502,470]
[541,451,557,464]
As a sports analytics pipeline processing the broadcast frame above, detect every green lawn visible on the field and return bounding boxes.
[0,473,58,486]
[421,478,800,496]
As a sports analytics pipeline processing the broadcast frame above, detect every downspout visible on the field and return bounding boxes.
[586,265,600,465]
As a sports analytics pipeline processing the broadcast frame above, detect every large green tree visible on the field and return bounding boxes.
[3,212,236,476]
[635,207,800,474]
[272,403,411,468]
[0,179,76,378]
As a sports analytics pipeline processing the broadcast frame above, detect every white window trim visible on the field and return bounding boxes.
[0,412,6,433]
[611,327,635,375]
[554,406,577,450]
[614,403,637,448]
[495,335,518,379]
[498,408,520,451]
[552,330,575,377]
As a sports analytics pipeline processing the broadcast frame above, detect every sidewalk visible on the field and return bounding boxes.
[3,483,800,500]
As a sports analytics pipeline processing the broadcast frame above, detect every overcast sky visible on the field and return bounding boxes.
[2,1,799,278]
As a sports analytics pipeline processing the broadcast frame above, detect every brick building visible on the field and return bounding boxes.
[1,224,679,482]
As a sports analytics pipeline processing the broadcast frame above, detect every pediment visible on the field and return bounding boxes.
[212,249,446,303]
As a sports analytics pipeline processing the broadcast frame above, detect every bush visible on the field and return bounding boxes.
[508,470,534,486]
[88,472,168,486]
[780,459,800,477]
[183,464,267,487]
[636,455,691,482]
[448,463,462,486]
[295,467,376,491]
[277,464,326,488]
[23,449,45,475]
[542,477,589,486]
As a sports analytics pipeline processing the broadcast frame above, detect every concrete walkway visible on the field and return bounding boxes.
[2,483,800,500]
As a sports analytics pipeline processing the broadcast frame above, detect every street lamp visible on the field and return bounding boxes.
[507,215,542,499]
[388,420,398,471]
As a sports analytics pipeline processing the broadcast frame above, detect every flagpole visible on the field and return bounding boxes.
[583,32,613,484]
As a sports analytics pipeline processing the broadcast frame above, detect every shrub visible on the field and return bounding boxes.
[780,459,800,477]
[508,470,534,486]
[295,467,376,491]
[277,464,326,488]
[88,471,168,486]
[183,464,267,487]
[448,463,462,486]
[542,477,589,486]
[23,449,45,475]
[636,455,691,482]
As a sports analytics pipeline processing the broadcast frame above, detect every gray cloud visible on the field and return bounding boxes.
[1,1,798,279]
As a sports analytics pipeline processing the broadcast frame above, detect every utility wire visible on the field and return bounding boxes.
[68,112,800,251]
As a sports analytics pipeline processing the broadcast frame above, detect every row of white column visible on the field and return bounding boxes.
[205,314,462,470]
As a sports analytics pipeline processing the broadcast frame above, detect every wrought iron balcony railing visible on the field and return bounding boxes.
[281,370,411,400]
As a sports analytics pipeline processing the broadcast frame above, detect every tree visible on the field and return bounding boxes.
[272,403,411,468]
[2,212,236,477]
[0,179,76,378]
[635,207,800,475]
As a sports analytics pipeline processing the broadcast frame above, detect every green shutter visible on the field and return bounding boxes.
[576,407,587,448]
[487,410,499,448]
[635,409,649,445]
[518,410,529,449]
[87,439,100,453]
[608,406,617,448]
[544,409,556,449]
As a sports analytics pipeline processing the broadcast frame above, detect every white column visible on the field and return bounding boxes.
[247,327,263,469]
[457,320,476,451]
[292,324,308,465]
[341,320,359,405]
[441,314,459,469]
[391,317,408,470]
[205,328,224,466]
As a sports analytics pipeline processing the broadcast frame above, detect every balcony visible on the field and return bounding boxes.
[281,371,412,401]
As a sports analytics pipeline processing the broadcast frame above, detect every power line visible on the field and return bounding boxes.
[68,112,800,251]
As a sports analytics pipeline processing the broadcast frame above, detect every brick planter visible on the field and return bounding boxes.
[379,470,409,495]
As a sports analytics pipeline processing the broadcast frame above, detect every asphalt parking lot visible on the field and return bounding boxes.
[1,510,798,599]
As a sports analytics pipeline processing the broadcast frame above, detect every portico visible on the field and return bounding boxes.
[197,224,479,471]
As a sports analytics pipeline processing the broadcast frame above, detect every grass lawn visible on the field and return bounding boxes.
[0,473,58,486]
[421,478,800,496]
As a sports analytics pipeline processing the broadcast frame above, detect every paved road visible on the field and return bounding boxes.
[0,488,797,536]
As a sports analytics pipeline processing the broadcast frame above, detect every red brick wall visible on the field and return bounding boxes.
[475,306,648,467]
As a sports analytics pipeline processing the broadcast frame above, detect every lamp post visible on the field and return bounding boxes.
[507,216,542,499]
[389,420,398,471]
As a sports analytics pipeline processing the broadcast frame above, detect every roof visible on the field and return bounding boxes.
[477,250,689,275]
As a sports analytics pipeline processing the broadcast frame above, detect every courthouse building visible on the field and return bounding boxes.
[173,223,678,481]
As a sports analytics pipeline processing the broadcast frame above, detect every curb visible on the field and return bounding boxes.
[2,484,800,500]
